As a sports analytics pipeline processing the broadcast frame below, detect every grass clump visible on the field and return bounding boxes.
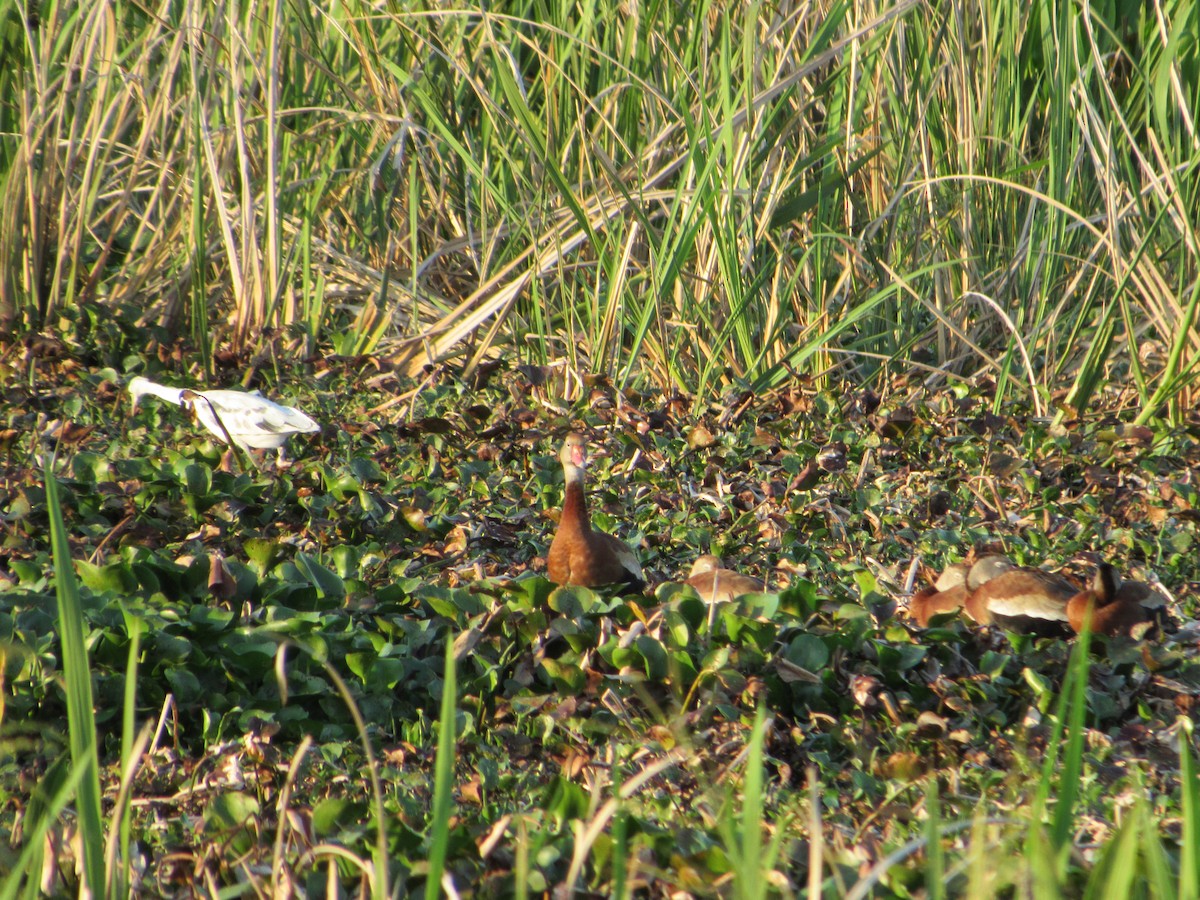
[2,0,1198,415]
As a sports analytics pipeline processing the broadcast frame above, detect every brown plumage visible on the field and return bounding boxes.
[964,563,1078,635]
[1067,564,1167,638]
[686,555,766,603]
[909,563,971,626]
[547,433,645,590]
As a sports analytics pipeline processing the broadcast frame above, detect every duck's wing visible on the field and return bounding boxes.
[596,531,645,590]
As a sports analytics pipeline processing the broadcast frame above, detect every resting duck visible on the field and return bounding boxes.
[686,555,766,603]
[908,563,971,626]
[909,555,1078,635]
[963,556,1077,635]
[547,433,645,590]
[1067,564,1168,638]
[129,376,320,465]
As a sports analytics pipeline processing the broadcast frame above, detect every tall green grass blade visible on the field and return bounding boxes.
[113,610,144,898]
[1082,797,1139,900]
[1135,790,1176,899]
[514,816,529,900]
[45,466,106,895]
[925,780,944,900]
[1050,630,1091,851]
[426,636,458,900]
[717,706,786,900]
[612,804,628,900]
[740,705,766,900]
[1137,279,1200,426]
[1180,718,1199,898]
[0,756,91,900]
[964,804,990,897]
[1025,626,1091,891]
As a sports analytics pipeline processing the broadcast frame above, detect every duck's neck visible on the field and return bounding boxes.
[561,467,591,533]
[1094,564,1119,606]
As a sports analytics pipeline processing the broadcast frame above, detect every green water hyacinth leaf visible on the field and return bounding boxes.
[187,605,235,633]
[549,585,598,617]
[349,456,385,483]
[663,608,692,648]
[5,488,34,520]
[634,634,669,681]
[503,576,557,611]
[1023,667,1053,700]
[779,579,821,617]
[165,667,203,703]
[347,653,406,689]
[329,544,361,578]
[183,462,211,496]
[540,657,585,693]
[71,451,110,483]
[325,471,364,501]
[204,792,261,855]
[548,616,590,653]
[313,797,369,838]
[74,559,137,594]
[785,633,830,671]
[292,552,346,601]
[419,586,487,618]
[737,591,780,621]
[243,537,278,571]
[400,506,427,531]
[875,641,926,672]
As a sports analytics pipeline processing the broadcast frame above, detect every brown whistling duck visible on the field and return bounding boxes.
[964,559,1078,635]
[1067,563,1168,638]
[908,563,971,626]
[686,555,766,603]
[547,433,645,591]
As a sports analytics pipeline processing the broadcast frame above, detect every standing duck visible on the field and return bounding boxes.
[547,433,645,590]
[686,555,766,603]
[129,376,320,465]
[1067,564,1168,638]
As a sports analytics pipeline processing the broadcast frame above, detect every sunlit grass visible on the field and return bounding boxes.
[2,0,1196,414]
[44,466,105,895]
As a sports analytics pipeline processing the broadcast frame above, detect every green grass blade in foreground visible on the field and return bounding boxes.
[719,706,785,900]
[1025,627,1091,890]
[0,756,91,900]
[111,611,144,898]
[740,705,766,900]
[46,466,106,894]
[1086,814,1138,900]
[1181,718,1199,897]
[1130,782,1175,898]
[925,779,945,900]
[426,636,458,900]
[612,803,629,900]
[1051,630,1091,849]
